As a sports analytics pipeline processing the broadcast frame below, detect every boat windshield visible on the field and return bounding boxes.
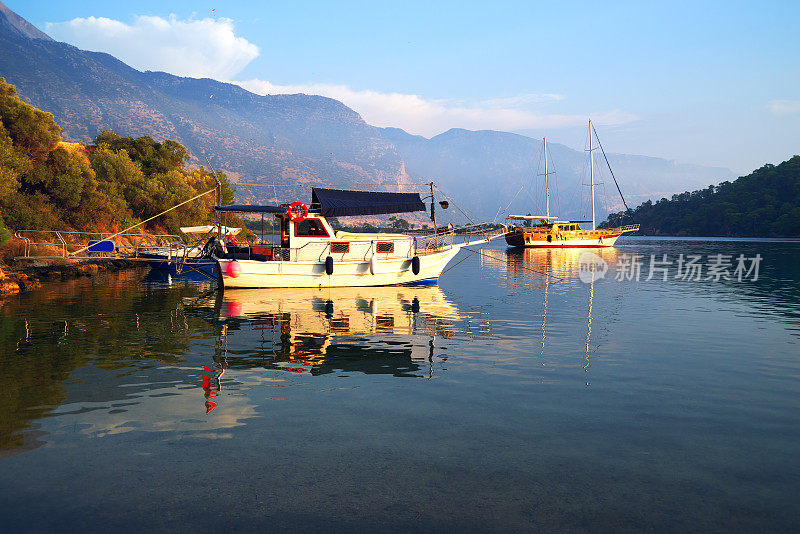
[295,219,329,237]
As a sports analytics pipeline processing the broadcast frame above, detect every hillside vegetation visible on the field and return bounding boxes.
[602,156,800,237]
[0,78,235,245]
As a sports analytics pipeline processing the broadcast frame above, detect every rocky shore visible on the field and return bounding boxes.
[0,260,138,297]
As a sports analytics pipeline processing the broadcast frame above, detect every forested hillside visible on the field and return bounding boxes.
[602,156,800,237]
[0,78,235,245]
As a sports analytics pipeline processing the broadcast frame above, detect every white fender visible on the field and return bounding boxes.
[369,254,378,275]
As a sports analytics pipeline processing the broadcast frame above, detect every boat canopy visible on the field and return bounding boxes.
[311,188,426,217]
[214,205,291,214]
[180,224,241,235]
[213,188,426,218]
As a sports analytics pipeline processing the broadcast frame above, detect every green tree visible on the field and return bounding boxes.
[0,79,240,240]
[600,156,800,237]
[0,78,60,161]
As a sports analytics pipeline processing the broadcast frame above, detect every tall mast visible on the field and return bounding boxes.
[538,137,555,220]
[544,137,550,219]
[589,119,596,230]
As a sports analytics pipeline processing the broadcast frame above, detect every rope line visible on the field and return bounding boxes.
[232,181,432,189]
[69,187,217,256]
[433,184,476,225]
[591,123,631,212]
[461,247,564,281]
[440,246,483,275]
[498,183,526,221]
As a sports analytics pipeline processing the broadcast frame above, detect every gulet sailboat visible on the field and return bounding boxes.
[505,120,639,248]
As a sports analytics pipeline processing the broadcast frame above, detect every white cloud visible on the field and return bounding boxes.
[45,15,259,79]
[235,79,637,137]
[768,100,800,115]
[43,13,637,136]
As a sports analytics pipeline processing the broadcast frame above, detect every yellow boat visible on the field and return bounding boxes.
[505,120,638,248]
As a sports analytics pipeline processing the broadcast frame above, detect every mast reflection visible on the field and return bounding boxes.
[585,278,594,388]
[480,247,610,386]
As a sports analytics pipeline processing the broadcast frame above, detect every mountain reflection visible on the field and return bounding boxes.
[185,286,463,378]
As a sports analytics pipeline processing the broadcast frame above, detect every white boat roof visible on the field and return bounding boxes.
[180,225,242,235]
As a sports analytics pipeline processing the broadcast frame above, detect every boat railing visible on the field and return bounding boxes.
[220,225,506,264]
[414,231,454,255]
[446,223,509,246]
[12,229,183,259]
[618,224,641,232]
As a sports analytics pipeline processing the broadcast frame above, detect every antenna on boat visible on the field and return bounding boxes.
[204,154,223,239]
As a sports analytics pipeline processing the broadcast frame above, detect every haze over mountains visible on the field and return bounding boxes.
[0,2,735,221]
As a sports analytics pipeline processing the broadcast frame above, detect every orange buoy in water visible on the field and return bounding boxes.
[226,261,241,278]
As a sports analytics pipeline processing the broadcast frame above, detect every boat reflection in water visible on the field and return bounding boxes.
[186,285,464,379]
[480,247,620,387]
[505,248,616,388]
[482,246,622,287]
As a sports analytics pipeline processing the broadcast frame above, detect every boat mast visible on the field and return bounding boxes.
[544,137,550,219]
[589,119,596,230]
[538,137,554,220]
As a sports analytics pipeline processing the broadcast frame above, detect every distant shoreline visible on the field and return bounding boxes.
[619,235,800,243]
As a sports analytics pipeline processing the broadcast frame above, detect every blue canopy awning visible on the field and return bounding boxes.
[311,188,426,217]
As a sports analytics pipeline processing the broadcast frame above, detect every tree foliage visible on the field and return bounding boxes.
[0,77,237,238]
[601,156,800,237]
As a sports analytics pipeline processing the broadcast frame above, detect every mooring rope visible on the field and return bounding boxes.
[440,246,484,275]
[459,246,564,281]
[70,187,217,256]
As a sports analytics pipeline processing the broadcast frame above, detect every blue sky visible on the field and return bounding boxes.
[12,0,800,173]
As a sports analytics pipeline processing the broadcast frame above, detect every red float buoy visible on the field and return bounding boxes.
[226,261,241,278]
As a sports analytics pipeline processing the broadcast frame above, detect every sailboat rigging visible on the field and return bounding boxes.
[505,120,639,248]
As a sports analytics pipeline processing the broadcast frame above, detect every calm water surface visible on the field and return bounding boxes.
[1,238,798,532]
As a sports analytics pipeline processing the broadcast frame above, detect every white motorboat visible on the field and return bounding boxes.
[212,187,503,289]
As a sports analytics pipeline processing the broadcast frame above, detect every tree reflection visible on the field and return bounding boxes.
[0,270,213,455]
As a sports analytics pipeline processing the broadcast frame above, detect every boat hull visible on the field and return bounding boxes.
[505,232,620,248]
[139,252,217,275]
[215,245,464,288]
[504,226,638,248]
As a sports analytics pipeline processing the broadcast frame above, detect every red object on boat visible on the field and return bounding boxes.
[252,247,272,257]
[226,261,241,278]
[287,202,308,222]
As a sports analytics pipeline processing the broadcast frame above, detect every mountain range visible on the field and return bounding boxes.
[0,1,735,221]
